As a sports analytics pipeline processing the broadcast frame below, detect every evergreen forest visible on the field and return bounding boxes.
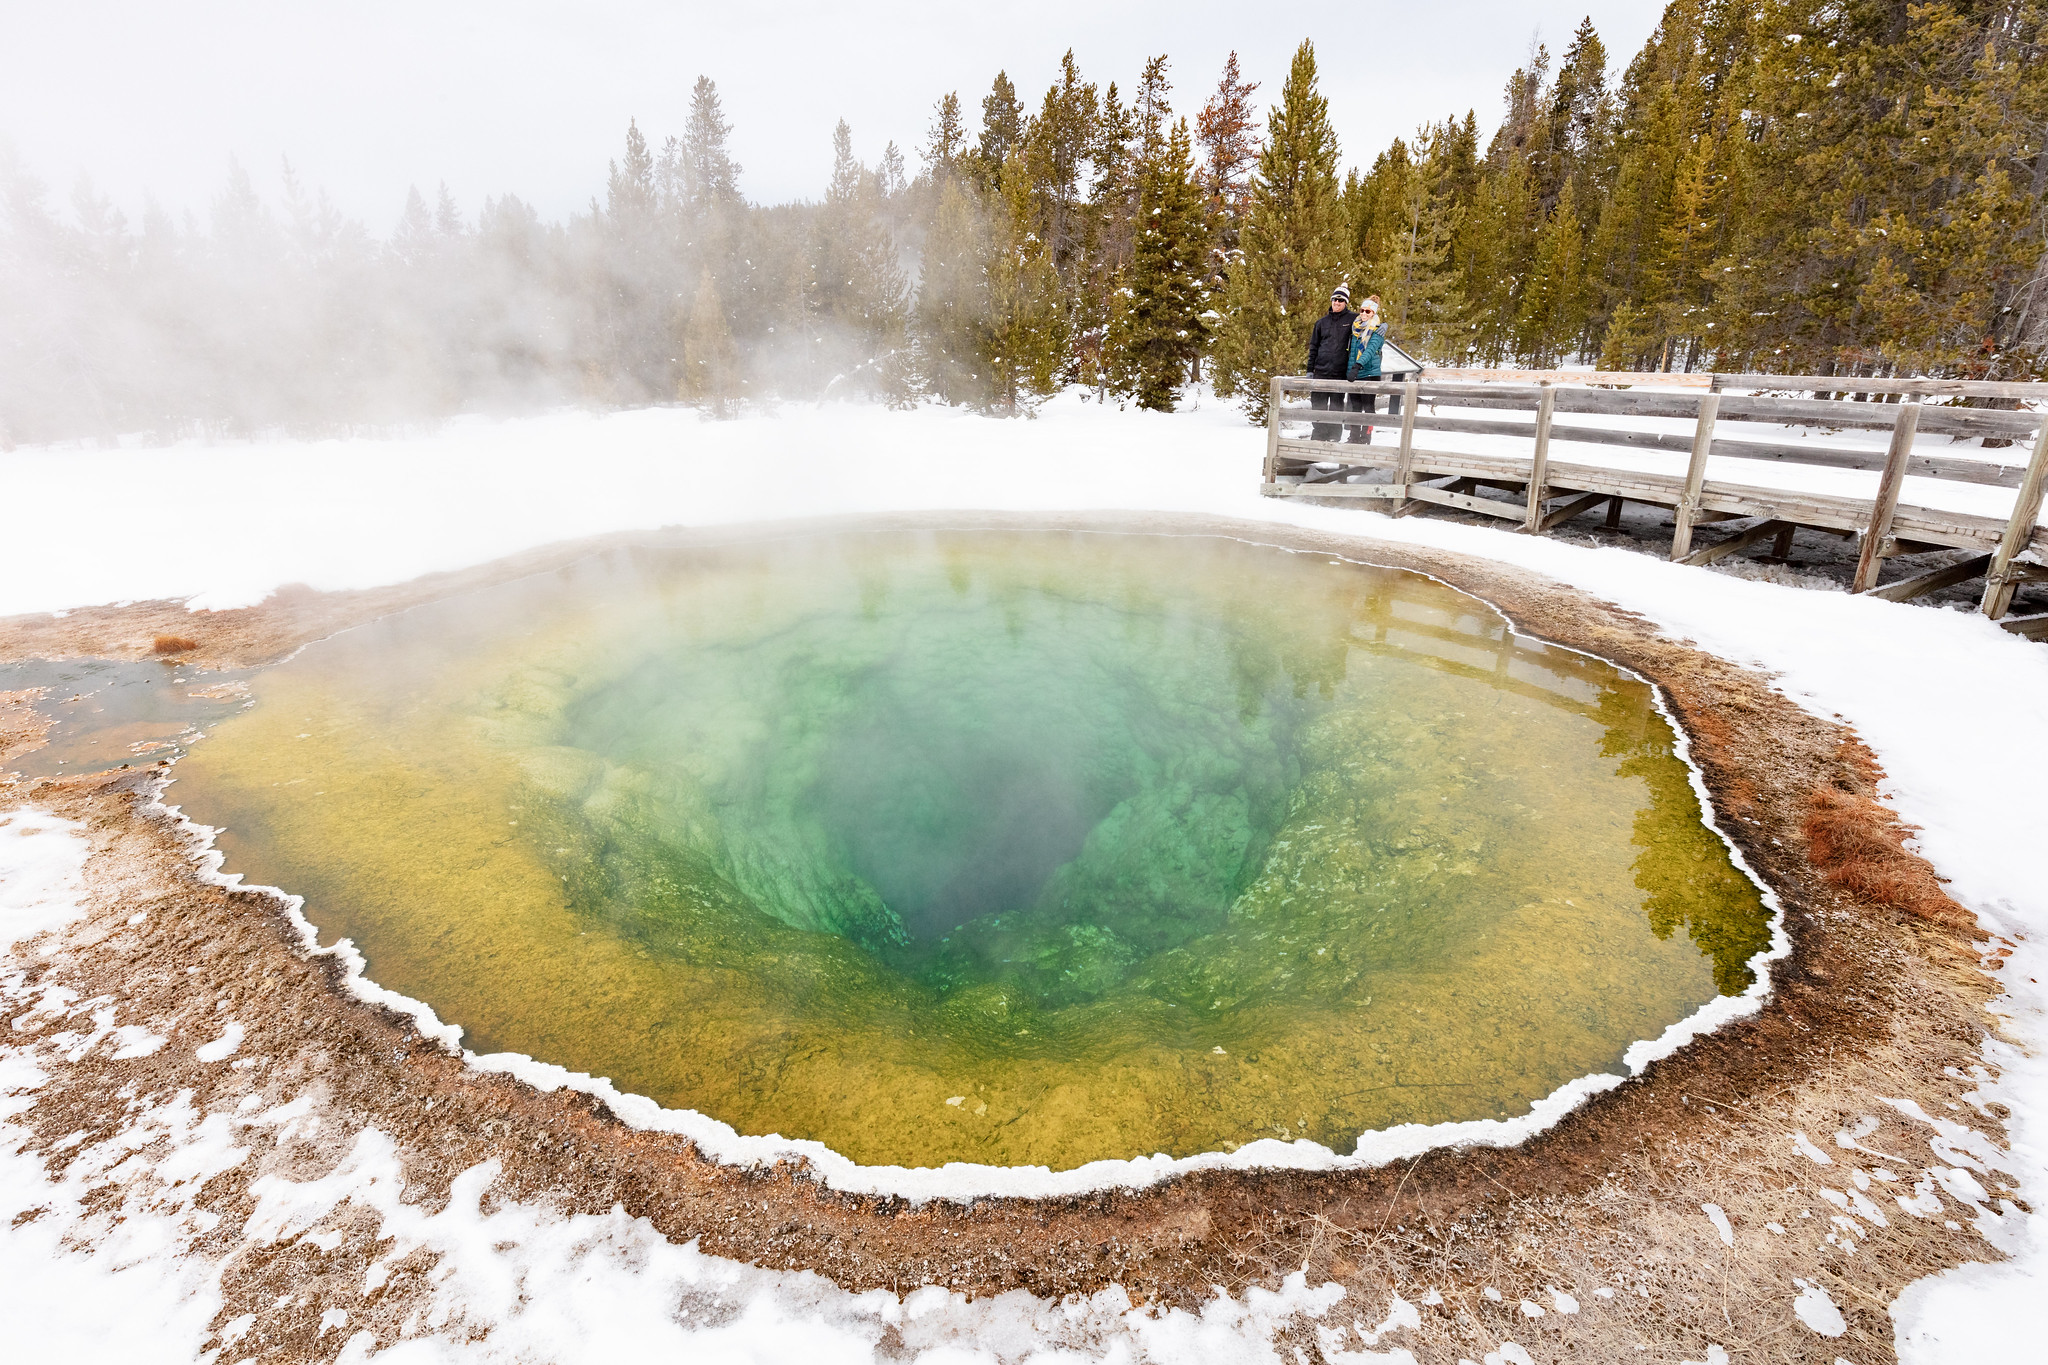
[4,0,2044,445]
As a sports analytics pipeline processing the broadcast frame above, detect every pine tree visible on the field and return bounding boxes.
[1376,126,1463,360]
[1117,118,1209,409]
[1541,18,1612,211]
[1597,300,1654,370]
[678,266,737,413]
[1210,40,1348,420]
[984,152,1069,411]
[1022,50,1100,283]
[914,175,991,406]
[972,72,1025,190]
[812,121,911,402]
[1516,177,1588,365]
[924,92,967,177]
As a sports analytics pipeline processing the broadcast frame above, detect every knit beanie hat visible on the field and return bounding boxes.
[1331,284,1351,303]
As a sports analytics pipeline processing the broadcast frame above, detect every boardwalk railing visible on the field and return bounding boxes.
[1261,371,2048,634]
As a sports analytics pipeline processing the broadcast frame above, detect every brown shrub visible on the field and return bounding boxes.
[152,635,199,655]
[1803,747,1975,929]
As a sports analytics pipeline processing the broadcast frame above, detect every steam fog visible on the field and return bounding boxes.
[0,84,920,444]
[0,6,1666,448]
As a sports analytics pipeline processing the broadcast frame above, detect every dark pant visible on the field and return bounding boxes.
[1309,388,1345,441]
[1345,389,1376,443]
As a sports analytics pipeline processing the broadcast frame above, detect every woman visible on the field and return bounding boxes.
[1345,295,1387,444]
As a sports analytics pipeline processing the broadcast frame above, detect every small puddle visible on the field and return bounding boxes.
[170,530,1774,1170]
[2,657,254,778]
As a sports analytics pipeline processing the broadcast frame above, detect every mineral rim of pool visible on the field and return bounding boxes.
[175,530,1771,1170]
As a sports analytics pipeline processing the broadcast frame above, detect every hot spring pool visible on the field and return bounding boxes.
[175,530,1771,1169]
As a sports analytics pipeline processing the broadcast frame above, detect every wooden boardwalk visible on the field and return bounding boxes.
[1260,370,2048,638]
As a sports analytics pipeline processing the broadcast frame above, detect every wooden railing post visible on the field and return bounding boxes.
[1981,414,2048,618]
[1264,375,1285,485]
[1392,377,1421,515]
[1852,400,1921,593]
[1522,382,1557,532]
[1669,392,1720,560]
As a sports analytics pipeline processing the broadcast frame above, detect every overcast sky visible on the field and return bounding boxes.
[0,2,1663,233]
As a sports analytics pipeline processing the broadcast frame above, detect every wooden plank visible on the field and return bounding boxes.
[2000,612,2048,640]
[1714,395,2039,441]
[1605,496,1624,530]
[1303,461,1395,484]
[1421,367,1716,389]
[1270,482,1407,500]
[1863,552,1995,603]
[1681,519,1792,567]
[1771,523,1796,558]
[1405,484,1530,520]
[1264,375,1284,484]
[1715,373,2048,402]
[1982,415,2048,618]
[1852,403,1922,592]
[1305,371,2048,401]
[1539,490,1612,531]
[1523,384,1557,531]
[1879,537,1954,557]
[1670,394,1721,560]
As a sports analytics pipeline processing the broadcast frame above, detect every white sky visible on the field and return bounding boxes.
[0,1,1662,233]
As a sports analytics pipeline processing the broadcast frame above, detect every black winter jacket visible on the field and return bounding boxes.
[1307,307,1358,378]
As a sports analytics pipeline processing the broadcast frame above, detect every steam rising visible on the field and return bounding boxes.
[0,79,920,446]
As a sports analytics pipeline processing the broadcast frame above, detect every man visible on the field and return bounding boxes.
[1345,294,1387,444]
[1305,284,1357,440]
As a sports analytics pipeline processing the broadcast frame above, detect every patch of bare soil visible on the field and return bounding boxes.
[0,513,2023,1362]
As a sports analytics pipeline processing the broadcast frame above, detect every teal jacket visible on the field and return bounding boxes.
[1347,320,1386,380]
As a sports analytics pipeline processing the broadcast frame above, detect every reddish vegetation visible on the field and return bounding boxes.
[151,634,200,655]
[1804,741,1976,930]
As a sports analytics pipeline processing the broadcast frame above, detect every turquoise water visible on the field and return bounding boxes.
[177,530,1771,1168]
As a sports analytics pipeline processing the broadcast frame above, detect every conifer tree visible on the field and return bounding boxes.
[984,152,1069,411]
[925,92,967,177]
[678,266,738,413]
[1515,177,1588,364]
[812,121,910,401]
[1453,171,1516,364]
[972,72,1025,189]
[1022,50,1100,281]
[1210,40,1348,419]
[914,175,991,405]
[1376,126,1463,360]
[1116,117,1209,409]
[678,78,742,215]
[1541,18,1612,211]
[1195,47,1262,322]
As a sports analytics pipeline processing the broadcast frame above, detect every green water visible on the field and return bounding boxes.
[176,530,1770,1169]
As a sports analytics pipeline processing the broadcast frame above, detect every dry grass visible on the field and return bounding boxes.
[150,633,199,655]
[1804,742,1975,930]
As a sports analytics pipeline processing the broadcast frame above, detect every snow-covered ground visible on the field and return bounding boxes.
[3,392,2045,1360]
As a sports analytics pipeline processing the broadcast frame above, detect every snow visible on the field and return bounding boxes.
[1702,1203,1734,1247]
[0,808,91,950]
[1793,1278,1847,1337]
[4,392,2047,1355]
[195,1020,244,1062]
